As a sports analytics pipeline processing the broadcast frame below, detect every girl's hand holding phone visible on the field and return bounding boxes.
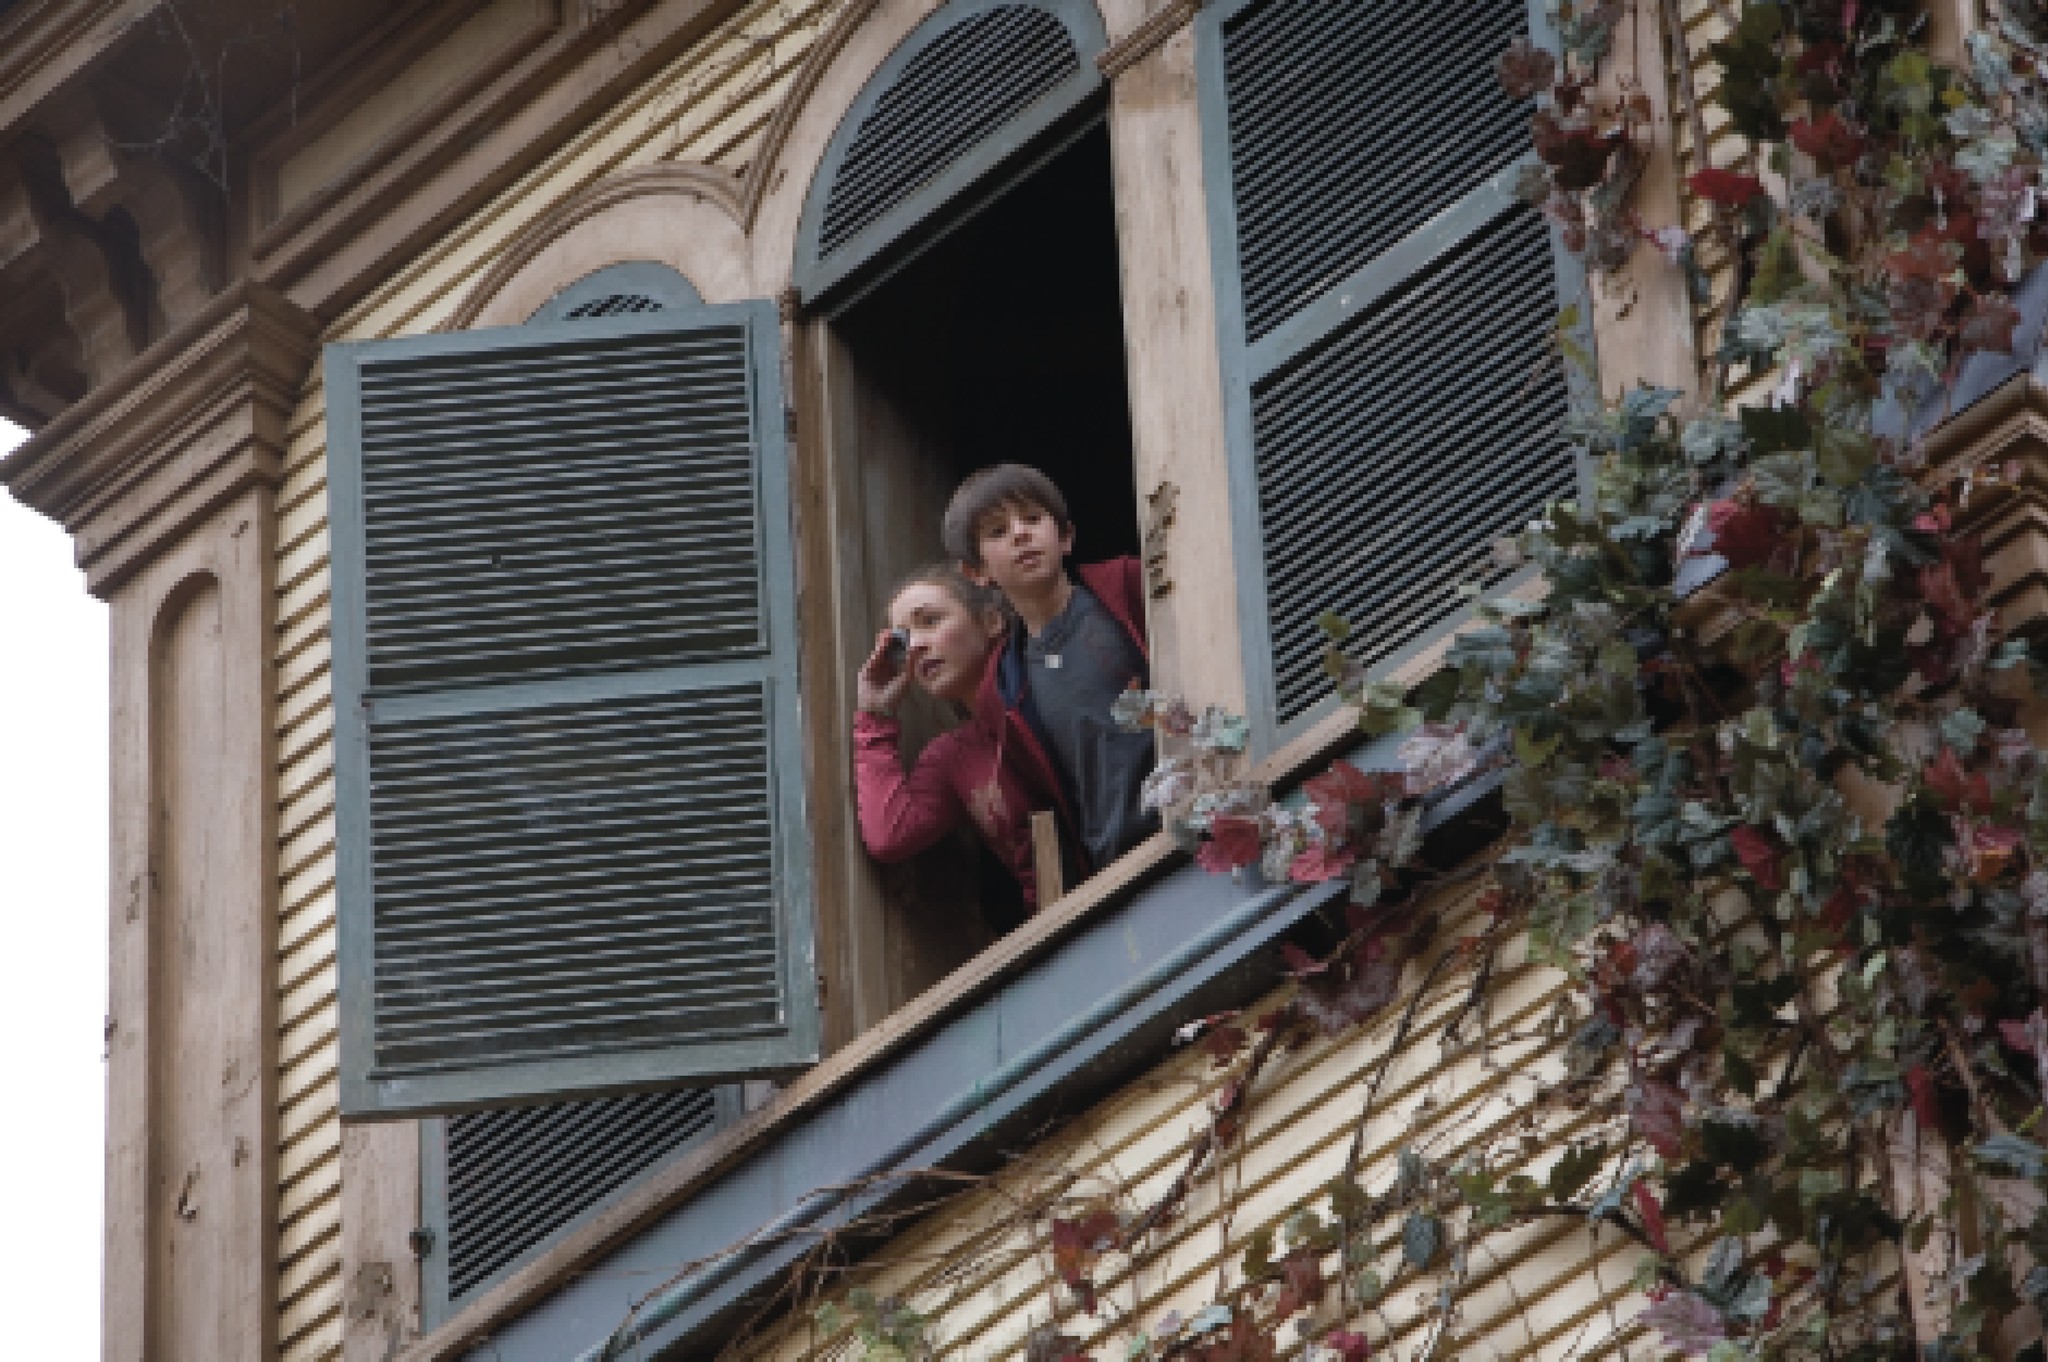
[856,629,913,715]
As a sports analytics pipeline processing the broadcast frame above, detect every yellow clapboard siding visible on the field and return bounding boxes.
[281,1200,342,1281]
[279,832,336,917]
[281,1114,342,1205]
[279,1267,345,1357]
[280,962,335,1044]
[277,637,331,715]
[279,945,334,1031]
[278,527,329,605]
[282,845,337,918]
[735,871,1662,1362]
[277,570,331,647]
[279,705,333,792]
[280,781,334,860]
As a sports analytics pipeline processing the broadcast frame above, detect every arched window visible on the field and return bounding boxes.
[794,0,1107,309]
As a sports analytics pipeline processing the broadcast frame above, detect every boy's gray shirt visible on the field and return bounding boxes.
[1023,584,1159,869]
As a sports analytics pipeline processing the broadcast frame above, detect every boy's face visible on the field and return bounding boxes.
[969,498,1073,598]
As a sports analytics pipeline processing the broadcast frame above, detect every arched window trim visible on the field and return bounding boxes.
[792,0,1109,312]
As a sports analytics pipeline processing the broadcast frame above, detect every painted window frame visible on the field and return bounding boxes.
[1194,0,1598,755]
[791,0,1109,312]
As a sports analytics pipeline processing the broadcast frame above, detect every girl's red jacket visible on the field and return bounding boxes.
[852,557,1148,912]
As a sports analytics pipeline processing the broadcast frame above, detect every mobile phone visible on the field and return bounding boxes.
[884,628,910,664]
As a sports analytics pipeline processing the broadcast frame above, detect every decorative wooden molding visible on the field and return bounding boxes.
[0,280,320,597]
[1096,0,1203,82]
[737,0,884,232]
[248,0,562,255]
[0,0,153,133]
[255,0,757,319]
[1924,373,2048,632]
[441,160,745,330]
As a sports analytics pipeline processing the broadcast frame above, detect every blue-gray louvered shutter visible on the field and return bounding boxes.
[1197,0,1589,747]
[420,1085,736,1324]
[793,0,1107,308]
[327,299,817,1120]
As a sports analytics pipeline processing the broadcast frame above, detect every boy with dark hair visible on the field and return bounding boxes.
[943,463,1158,878]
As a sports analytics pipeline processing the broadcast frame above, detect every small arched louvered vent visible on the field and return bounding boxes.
[563,292,668,319]
[528,260,703,323]
[795,0,1107,306]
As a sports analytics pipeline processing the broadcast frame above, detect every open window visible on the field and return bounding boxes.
[797,4,1139,1001]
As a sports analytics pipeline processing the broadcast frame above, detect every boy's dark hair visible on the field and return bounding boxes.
[941,463,1072,566]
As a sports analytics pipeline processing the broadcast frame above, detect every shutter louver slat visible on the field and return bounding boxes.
[1251,209,1572,722]
[1220,0,1530,340]
[445,1088,721,1299]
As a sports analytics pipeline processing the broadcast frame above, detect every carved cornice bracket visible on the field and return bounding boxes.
[0,280,320,599]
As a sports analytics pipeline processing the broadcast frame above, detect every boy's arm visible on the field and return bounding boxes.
[852,711,966,861]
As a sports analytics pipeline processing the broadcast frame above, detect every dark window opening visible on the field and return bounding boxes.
[827,121,1139,969]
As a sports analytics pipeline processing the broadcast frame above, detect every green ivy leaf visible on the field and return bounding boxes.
[1975,1134,2048,1179]
[1547,1142,1606,1202]
[1401,1212,1442,1269]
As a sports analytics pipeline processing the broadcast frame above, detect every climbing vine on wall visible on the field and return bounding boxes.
[799,2,2048,1359]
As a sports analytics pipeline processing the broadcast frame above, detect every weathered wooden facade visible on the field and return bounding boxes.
[5,0,2041,1359]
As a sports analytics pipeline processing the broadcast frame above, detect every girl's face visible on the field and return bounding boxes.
[888,582,1004,705]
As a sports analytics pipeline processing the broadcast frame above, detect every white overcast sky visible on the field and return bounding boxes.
[0,416,107,1350]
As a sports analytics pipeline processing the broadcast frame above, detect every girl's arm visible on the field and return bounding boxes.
[852,713,966,860]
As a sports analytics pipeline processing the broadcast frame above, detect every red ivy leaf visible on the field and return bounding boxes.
[1960,294,2023,355]
[1634,1182,1671,1255]
[1730,824,1787,892]
[1999,1014,2041,1054]
[1271,1249,1325,1319]
[1923,748,1992,812]
[1969,823,2023,884]
[1887,230,1961,283]
[1496,36,1556,99]
[1289,844,1359,884]
[1706,498,1783,570]
[1281,943,1329,978]
[1789,111,1863,167]
[1198,816,1264,873]
[1628,1079,1687,1158]
[1325,1331,1373,1362]
[1201,1023,1249,1067]
[1904,1064,1946,1135]
[1688,167,1766,207]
